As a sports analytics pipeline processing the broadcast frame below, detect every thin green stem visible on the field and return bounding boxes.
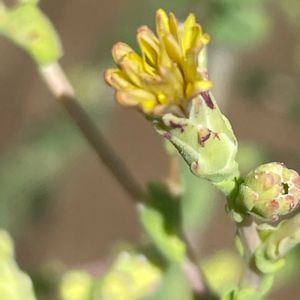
[237,216,263,289]
[183,234,220,300]
[167,156,218,299]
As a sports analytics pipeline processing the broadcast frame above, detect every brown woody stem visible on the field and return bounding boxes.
[40,62,145,203]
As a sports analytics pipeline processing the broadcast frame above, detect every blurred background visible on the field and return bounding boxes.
[1,0,300,299]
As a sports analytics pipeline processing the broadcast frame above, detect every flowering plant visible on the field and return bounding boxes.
[0,1,300,300]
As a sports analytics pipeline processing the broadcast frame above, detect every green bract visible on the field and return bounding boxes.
[157,93,239,195]
[237,162,300,221]
[255,215,300,274]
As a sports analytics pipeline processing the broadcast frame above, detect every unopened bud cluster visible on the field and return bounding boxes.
[238,162,300,221]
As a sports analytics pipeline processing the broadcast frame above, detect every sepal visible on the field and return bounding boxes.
[157,92,238,190]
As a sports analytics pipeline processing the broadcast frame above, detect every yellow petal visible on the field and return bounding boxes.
[157,42,173,69]
[168,12,180,41]
[112,42,134,64]
[159,64,184,101]
[185,80,213,98]
[116,89,157,113]
[194,79,213,91]
[181,13,197,54]
[157,93,168,104]
[192,26,210,50]
[140,99,158,113]
[156,9,170,37]
[116,91,138,106]
[202,33,211,45]
[162,33,182,64]
[137,26,160,67]
[119,53,144,86]
[104,69,134,90]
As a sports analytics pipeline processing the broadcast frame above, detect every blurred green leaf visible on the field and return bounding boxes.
[96,252,161,300]
[60,271,93,300]
[180,158,217,231]
[0,66,112,232]
[202,250,243,295]
[0,229,36,300]
[0,1,62,66]
[60,252,162,300]
[138,183,186,263]
[236,143,266,176]
[142,263,193,300]
[206,0,271,49]
[255,215,300,274]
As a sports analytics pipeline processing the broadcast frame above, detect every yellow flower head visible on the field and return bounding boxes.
[105,9,212,115]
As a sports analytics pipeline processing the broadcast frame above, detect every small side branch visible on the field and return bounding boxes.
[40,63,145,203]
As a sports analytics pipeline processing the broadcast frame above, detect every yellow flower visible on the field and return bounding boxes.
[105,9,212,115]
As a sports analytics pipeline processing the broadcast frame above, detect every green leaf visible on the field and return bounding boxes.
[202,250,243,295]
[255,215,300,274]
[0,2,62,66]
[142,263,193,300]
[138,183,186,263]
[0,229,36,300]
[180,158,217,231]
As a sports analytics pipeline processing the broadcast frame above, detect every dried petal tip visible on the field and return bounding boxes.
[105,9,212,116]
[238,162,300,221]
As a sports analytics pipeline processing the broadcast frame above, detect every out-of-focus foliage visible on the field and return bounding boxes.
[180,159,217,232]
[0,0,62,65]
[142,263,193,300]
[203,0,270,49]
[202,250,243,295]
[255,215,300,274]
[236,143,267,176]
[0,68,112,233]
[60,271,93,300]
[139,184,186,263]
[0,229,36,300]
[60,252,162,300]
[0,117,81,231]
[278,0,300,28]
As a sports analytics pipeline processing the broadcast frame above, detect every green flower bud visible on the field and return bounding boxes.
[238,162,300,221]
[157,92,238,192]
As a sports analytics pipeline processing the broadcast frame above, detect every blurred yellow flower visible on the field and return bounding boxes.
[105,9,212,115]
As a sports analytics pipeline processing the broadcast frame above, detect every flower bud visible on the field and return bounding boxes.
[238,162,300,221]
[157,93,238,187]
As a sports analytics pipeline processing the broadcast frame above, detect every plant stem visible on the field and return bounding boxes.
[166,154,182,195]
[166,155,217,299]
[237,216,262,289]
[39,62,145,203]
[183,237,219,300]
[40,62,217,298]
